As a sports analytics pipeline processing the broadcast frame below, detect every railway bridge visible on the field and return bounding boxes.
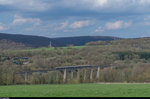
[18,65,115,82]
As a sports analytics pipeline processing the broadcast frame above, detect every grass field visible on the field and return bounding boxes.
[8,45,85,53]
[1,83,150,97]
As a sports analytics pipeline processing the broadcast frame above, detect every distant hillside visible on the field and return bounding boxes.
[0,39,29,50]
[0,33,121,48]
[0,33,61,48]
[52,36,121,47]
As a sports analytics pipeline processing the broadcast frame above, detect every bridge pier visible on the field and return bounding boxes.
[24,72,28,82]
[77,70,80,80]
[84,69,87,81]
[63,69,67,82]
[71,71,74,79]
[96,67,100,79]
[90,69,93,81]
[56,71,59,82]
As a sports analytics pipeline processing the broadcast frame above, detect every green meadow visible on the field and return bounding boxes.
[1,83,150,97]
[7,45,85,53]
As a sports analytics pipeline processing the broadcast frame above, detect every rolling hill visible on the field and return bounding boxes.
[0,33,60,48]
[52,36,121,47]
[0,33,121,48]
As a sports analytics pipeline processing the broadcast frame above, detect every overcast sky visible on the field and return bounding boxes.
[1,0,150,38]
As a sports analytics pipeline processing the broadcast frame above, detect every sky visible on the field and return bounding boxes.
[1,0,150,38]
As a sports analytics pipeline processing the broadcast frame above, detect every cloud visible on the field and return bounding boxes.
[13,15,41,26]
[56,0,150,13]
[0,0,13,5]
[0,0,51,12]
[2,0,150,19]
[138,0,150,5]
[55,21,68,30]
[0,22,7,31]
[1,0,150,21]
[143,22,150,25]
[144,15,150,20]
[0,0,150,38]
[95,26,104,33]
[94,0,108,6]
[95,20,131,33]
[55,20,94,31]
[70,20,94,29]
[105,21,131,30]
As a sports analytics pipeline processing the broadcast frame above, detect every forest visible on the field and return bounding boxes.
[1,37,150,85]
[0,33,121,47]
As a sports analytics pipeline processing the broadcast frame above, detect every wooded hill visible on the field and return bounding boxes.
[0,39,30,50]
[0,33,121,48]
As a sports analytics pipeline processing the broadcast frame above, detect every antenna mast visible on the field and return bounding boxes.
[49,41,52,48]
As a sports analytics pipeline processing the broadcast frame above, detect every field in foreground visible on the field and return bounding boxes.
[1,84,150,97]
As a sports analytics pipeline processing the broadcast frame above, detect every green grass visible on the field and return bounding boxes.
[8,46,85,53]
[1,83,150,97]
[5,45,113,54]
